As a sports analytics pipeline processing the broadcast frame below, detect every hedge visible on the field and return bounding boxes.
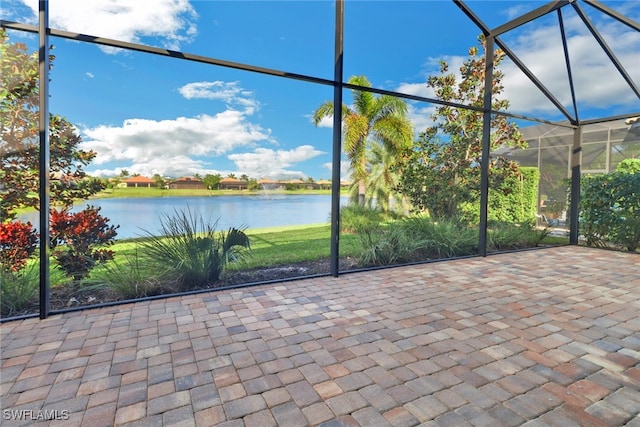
[460,166,539,224]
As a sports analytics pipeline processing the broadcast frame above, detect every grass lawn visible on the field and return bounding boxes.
[105,223,363,273]
[85,221,569,277]
[239,224,362,270]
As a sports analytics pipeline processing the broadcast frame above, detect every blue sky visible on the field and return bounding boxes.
[2,0,639,180]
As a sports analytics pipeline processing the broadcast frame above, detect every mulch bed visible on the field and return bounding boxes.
[6,258,359,318]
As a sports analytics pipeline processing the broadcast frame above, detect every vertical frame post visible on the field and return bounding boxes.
[569,126,582,245]
[330,0,344,277]
[478,36,495,257]
[38,0,50,319]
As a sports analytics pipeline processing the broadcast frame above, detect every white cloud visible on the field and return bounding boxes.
[178,81,260,114]
[499,12,640,115]
[322,160,351,180]
[18,0,197,52]
[407,103,436,135]
[395,6,640,120]
[85,72,94,78]
[90,156,206,178]
[314,115,333,129]
[395,82,435,100]
[502,4,536,21]
[228,145,325,178]
[81,111,273,175]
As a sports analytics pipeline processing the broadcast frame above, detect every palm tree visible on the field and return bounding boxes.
[365,141,404,213]
[313,75,413,206]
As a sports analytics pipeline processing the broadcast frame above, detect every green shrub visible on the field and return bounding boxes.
[1,263,38,316]
[461,167,539,224]
[580,172,640,252]
[354,215,553,267]
[616,158,640,174]
[0,220,39,272]
[398,217,478,259]
[49,206,118,282]
[88,249,165,299]
[340,204,386,234]
[356,216,478,267]
[487,221,550,251]
[357,222,408,267]
[139,208,251,290]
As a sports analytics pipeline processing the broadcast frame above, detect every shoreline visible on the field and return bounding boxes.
[91,187,336,199]
[12,188,343,216]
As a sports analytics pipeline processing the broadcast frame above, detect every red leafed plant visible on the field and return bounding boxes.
[49,206,118,281]
[0,220,39,272]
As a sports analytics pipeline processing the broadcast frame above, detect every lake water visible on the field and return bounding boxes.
[20,194,345,239]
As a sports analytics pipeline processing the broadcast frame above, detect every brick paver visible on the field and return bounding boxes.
[1,246,639,426]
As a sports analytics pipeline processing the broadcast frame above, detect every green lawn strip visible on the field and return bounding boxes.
[235,224,362,270]
[540,234,570,245]
[99,223,362,273]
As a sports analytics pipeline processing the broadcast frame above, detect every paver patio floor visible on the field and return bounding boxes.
[1,246,639,426]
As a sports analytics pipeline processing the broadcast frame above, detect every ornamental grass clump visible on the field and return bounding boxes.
[88,249,164,300]
[356,216,479,267]
[486,221,551,251]
[139,208,250,291]
[0,263,39,317]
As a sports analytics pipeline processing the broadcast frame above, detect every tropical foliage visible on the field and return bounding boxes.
[1,263,39,317]
[396,40,527,221]
[49,206,119,281]
[340,204,387,234]
[0,220,39,272]
[352,213,550,267]
[580,171,640,252]
[139,208,251,290]
[616,158,640,174]
[460,167,540,224]
[89,249,163,300]
[313,75,413,209]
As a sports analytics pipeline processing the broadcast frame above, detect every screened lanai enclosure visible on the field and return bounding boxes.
[1,0,639,320]
[504,118,640,226]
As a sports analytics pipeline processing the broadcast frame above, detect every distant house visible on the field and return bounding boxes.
[218,177,248,190]
[284,179,308,190]
[257,178,283,190]
[316,179,332,190]
[169,177,205,190]
[122,176,156,188]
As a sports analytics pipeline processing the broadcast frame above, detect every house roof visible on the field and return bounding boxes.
[172,177,203,183]
[219,177,246,184]
[123,176,155,183]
